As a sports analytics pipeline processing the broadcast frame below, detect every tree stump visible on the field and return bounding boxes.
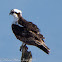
[20,44,32,62]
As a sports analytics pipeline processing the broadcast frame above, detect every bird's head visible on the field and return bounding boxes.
[9,9,22,19]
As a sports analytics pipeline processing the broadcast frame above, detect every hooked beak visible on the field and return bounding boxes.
[9,12,11,15]
[9,11,12,15]
[9,10,14,15]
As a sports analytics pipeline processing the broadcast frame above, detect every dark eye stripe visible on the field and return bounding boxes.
[11,12,14,14]
[15,12,17,14]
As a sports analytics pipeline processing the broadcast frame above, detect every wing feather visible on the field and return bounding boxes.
[18,17,40,34]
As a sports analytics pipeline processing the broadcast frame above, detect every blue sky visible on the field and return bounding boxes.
[0,0,62,62]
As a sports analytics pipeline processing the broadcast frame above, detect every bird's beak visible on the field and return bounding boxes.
[9,10,13,15]
[9,12,11,15]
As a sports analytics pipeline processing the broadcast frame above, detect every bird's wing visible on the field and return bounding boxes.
[18,18,40,34]
[12,24,43,44]
[27,21,40,34]
[12,24,38,40]
[12,24,50,54]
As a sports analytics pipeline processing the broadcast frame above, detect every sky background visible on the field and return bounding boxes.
[0,0,62,62]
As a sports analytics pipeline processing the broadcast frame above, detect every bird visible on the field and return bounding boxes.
[9,9,50,54]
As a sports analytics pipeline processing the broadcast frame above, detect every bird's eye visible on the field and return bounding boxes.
[11,11,14,14]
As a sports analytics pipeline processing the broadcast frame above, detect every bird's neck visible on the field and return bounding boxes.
[12,16,24,27]
[12,13,22,24]
[12,15,27,27]
[12,16,19,24]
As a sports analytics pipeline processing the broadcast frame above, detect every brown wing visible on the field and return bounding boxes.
[12,24,40,45]
[18,17,40,34]
[12,24,50,54]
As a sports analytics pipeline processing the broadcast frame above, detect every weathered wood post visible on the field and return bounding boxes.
[20,44,32,62]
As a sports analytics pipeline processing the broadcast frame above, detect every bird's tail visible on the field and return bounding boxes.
[36,42,50,54]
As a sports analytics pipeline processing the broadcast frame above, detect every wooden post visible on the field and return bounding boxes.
[20,44,32,62]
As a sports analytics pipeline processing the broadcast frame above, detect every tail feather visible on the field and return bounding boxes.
[37,44,50,54]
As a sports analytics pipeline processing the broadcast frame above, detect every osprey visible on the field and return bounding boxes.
[9,9,50,54]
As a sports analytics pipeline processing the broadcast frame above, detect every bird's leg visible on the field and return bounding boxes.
[22,43,26,46]
[20,43,24,51]
[20,43,27,51]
